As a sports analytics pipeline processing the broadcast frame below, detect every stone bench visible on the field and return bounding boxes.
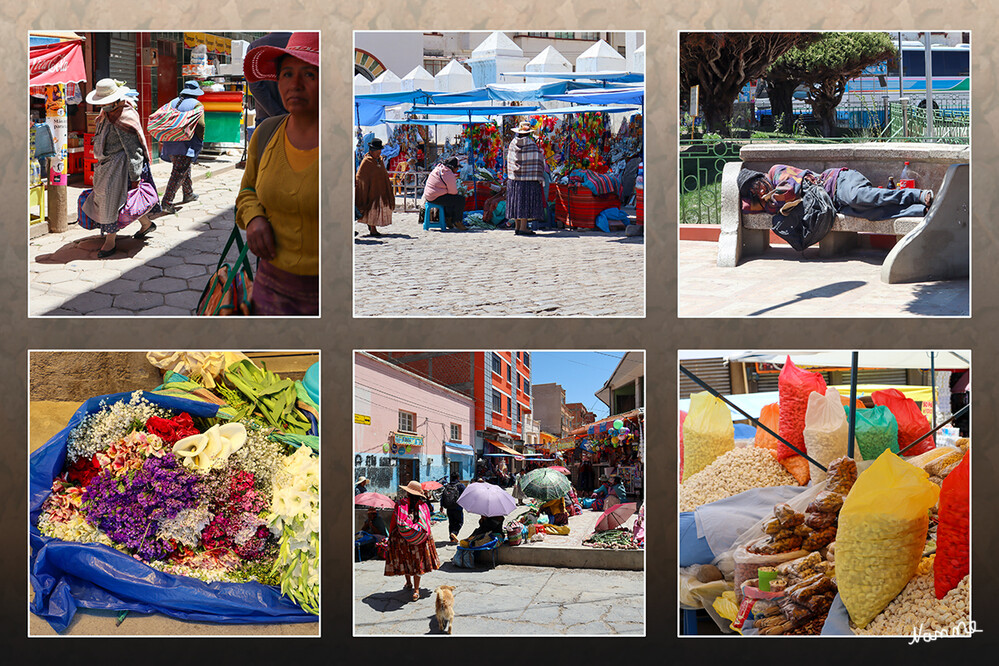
[717,143,970,283]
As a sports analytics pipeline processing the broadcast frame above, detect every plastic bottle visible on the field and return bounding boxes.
[899,162,915,189]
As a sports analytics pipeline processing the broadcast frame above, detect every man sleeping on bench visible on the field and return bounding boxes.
[737,165,934,221]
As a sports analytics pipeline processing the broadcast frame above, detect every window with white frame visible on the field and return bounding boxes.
[492,389,502,414]
[398,410,416,433]
[492,352,502,375]
[450,423,461,441]
[523,351,531,368]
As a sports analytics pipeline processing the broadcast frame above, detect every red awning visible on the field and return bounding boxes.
[30,41,86,86]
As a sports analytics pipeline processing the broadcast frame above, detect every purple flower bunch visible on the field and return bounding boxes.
[82,454,201,561]
[199,470,271,559]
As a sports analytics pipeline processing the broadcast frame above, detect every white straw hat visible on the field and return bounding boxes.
[86,78,127,106]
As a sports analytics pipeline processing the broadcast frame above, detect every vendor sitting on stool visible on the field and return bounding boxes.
[423,157,466,230]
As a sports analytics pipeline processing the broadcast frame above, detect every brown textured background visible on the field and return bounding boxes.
[1,0,995,659]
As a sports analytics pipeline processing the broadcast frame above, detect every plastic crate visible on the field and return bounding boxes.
[635,188,644,224]
[83,133,94,160]
[67,150,84,174]
[553,184,621,229]
[83,158,96,187]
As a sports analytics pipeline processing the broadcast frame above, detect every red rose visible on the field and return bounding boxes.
[145,416,178,443]
[171,412,200,440]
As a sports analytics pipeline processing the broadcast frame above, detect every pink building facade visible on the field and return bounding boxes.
[354,352,476,494]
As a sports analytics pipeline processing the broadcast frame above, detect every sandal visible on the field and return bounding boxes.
[97,245,117,259]
[412,589,420,601]
[403,581,413,590]
[133,221,157,240]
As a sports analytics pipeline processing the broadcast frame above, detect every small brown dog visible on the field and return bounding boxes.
[434,585,456,634]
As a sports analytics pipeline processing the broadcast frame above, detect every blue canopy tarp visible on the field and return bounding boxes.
[545,86,645,105]
[29,391,317,632]
[409,104,543,116]
[385,117,496,126]
[529,104,641,115]
[354,90,437,126]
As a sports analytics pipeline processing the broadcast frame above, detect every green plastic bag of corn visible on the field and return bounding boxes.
[681,391,734,481]
[837,450,939,628]
[848,405,899,460]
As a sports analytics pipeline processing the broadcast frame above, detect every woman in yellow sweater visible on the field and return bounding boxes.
[237,32,319,315]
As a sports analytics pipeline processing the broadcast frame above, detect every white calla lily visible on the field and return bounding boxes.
[171,422,248,471]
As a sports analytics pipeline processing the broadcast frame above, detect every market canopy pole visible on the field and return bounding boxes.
[898,402,969,455]
[679,364,827,472]
[930,351,937,430]
[847,352,859,459]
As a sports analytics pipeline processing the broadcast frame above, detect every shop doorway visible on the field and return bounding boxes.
[398,459,418,487]
[449,460,462,481]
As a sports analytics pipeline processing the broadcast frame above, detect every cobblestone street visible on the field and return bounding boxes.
[29,160,244,316]
[354,214,645,317]
[355,559,645,636]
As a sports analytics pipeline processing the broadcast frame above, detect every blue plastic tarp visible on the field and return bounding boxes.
[29,391,317,632]
[409,104,543,116]
[507,71,645,84]
[545,87,645,105]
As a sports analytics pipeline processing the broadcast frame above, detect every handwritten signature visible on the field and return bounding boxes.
[909,621,981,644]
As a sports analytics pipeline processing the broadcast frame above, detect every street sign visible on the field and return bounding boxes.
[354,414,371,425]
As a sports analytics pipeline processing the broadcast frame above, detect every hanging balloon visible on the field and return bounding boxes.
[382,442,390,453]
[611,436,619,444]
[613,419,624,430]
[620,427,630,436]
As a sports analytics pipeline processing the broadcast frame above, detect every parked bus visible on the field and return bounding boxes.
[844,41,970,111]
[745,40,969,126]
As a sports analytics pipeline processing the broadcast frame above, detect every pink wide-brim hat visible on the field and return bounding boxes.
[244,31,319,82]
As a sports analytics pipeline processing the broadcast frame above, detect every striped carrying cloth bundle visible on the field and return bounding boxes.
[146,102,204,142]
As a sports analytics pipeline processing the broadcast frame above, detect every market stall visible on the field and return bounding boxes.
[30,352,320,633]
[29,36,87,229]
[565,409,644,499]
[678,353,971,636]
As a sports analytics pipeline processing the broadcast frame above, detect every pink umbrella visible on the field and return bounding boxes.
[595,502,637,532]
[547,466,570,475]
[421,480,443,492]
[354,492,395,509]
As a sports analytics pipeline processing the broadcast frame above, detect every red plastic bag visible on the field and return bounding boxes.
[678,410,687,483]
[777,357,827,461]
[871,388,934,456]
[753,402,808,484]
[934,452,969,599]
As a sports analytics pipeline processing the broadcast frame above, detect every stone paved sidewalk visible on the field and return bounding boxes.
[678,240,969,317]
[29,164,245,316]
[354,215,645,317]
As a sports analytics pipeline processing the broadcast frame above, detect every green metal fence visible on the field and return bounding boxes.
[885,103,970,143]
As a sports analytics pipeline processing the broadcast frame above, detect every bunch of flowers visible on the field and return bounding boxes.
[82,454,201,561]
[36,392,319,614]
[267,445,319,615]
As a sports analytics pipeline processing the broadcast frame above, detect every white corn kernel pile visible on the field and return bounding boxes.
[679,447,796,511]
[854,555,970,636]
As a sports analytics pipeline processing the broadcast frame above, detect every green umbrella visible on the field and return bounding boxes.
[518,468,571,501]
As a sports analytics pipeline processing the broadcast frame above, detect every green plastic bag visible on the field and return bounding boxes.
[846,405,899,460]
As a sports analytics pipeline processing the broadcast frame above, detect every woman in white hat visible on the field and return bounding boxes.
[384,480,440,601]
[505,120,548,236]
[81,78,158,258]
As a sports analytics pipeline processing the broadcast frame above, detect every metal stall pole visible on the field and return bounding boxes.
[847,352,859,459]
[930,351,937,430]
[898,403,970,455]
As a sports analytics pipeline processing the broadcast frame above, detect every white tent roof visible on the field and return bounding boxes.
[435,59,474,92]
[726,351,970,370]
[576,39,627,73]
[353,73,371,95]
[401,65,435,92]
[633,44,646,74]
[370,70,402,94]
[525,45,572,73]
[471,31,523,58]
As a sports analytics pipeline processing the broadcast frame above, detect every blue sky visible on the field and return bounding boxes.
[530,351,627,420]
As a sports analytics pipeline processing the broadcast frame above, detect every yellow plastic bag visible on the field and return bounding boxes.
[837,450,940,628]
[682,391,734,480]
